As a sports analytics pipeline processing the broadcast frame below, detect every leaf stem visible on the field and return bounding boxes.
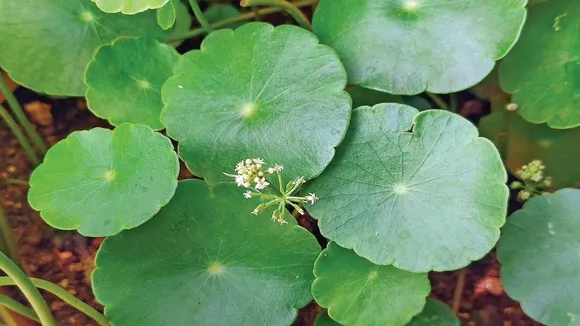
[0,205,20,267]
[0,179,28,187]
[449,93,458,113]
[425,92,449,111]
[0,76,47,154]
[167,0,318,42]
[0,295,40,323]
[0,252,56,326]
[451,268,466,314]
[241,0,312,30]
[0,104,39,166]
[0,306,19,326]
[0,277,111,326]
[188,0,214,34]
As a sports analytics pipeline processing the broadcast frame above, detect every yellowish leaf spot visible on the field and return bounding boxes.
[402,0,419,12]
[137,80,151,90]
[208,262,225,275]
[369,271,378,280]
[104,170,116,181]
[80,12,95,23]
[240,103,255,118]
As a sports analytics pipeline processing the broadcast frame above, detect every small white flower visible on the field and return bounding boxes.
[305,193,318,204]
[251,208,259,215]
[278,218,288,225]
[243,191,252,199]
[253,158,265,165]
[268,164,284,174]
[255,178,270,190]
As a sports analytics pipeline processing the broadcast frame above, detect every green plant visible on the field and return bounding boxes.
[0,0,579,325]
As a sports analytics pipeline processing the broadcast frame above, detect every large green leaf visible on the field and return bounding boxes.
[407,299,459,326]
[162,23,351,184]
[91,0,169,14]
[307,104,508,272]
[480,110,580,189]
[312,0,527,95]
[85,37,179,130]
[312,242,430,326]
[497,189,580,326]
[93,180,320,326]
[499,0,580,129]
[0,0,166,96]
[28,124,179,237]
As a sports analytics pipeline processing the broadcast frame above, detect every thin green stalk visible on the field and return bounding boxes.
[0,206,20,267]
[188,0,214,34]
[0,294,40,322]
[449,93,458,113]
[252,6,261,21]
[0,77,47,154]
[425,92,449,111]
[0,306,18,326]
[0,104,39,166]
[0,277,111,326]
[0,179,28,187]
[167,0,318,42]
[0,252,56,326]
[241,0,312,30]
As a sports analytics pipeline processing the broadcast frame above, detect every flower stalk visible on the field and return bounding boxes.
[225,158,318,224]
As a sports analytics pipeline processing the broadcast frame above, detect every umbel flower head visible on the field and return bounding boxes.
[510,159,553,202]
[225,158,318,224]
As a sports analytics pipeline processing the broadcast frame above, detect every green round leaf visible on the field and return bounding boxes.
[162,23,351,184]
[480,110,580,189]
[91,0,169,14]
[93,179,320,326]
[28,124,179,237]
[85,37,179,130]
[499,0,579,129]
[204,4,245,29]
[307,104,508,272]
[0,0,166,96]
[497,189,580,326]
[312,242,430,326]
[407,299,459,326]
[156,0,177,30]
[312,0,527,95]
[314,311,341,326]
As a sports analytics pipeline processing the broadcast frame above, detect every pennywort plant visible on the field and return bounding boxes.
[0,0,579,325]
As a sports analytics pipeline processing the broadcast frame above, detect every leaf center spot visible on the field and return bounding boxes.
[368,271,378,280]
[240,103,255,118]
[402,0,419,12]
[208,263,225,275]
[393,184,408,195]
[79,11,95,23]
[137,80,151,89]
[104,170,116,181]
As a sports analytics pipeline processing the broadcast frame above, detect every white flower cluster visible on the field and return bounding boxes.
[233,158,274,190]
[510,159,553,202]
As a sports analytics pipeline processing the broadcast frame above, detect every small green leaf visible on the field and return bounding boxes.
[162,23,351,184]
[91,0,169,14]
[407,299,459,326]
[500,0,579,128]
[307,104,508,272]
[93,180,320,326]
[0,0,167,96]
[312,0,527,95]
[85,37,179,130]
[204,4,245,29]
[28,124,179,237]
[346,86,402,108]
[312,242,430,326]
[156,0,177,30]
[497,189,580,326]
[480,110,580,189]
[314,311,341,326]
